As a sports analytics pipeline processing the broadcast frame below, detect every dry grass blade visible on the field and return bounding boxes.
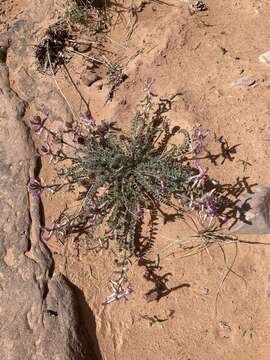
[159,215,238,260]
[182,218,238,258]
[214,241,247,316]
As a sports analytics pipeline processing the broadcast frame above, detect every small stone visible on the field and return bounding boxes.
[93,80,103,90]
[231,77,256,87]
[259,51,270,65]
[86,62,95,70]
[75,40,92,53]
[81,71,100,86]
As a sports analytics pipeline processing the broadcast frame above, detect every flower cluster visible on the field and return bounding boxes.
[190,189,227,224]
[27,177,44,197]
[188,160,208,188]
[102,280,133,305]
[30,113,48,134]
[40,221,58,242]
[192,127,208,155]
[83,202,100,225]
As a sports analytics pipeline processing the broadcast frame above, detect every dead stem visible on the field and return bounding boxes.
[47,44,79,121]
[67,48,106,64]
[62,62,90,113]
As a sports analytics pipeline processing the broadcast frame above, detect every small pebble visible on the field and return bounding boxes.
[75,38,92,53]
[93,80,103,90]
[81,71,100,87]
[77,43,91,53]
[87,62,95,70]
[259,51,270,65]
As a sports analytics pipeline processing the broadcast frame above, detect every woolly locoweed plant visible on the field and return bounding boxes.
[29,91,226,262]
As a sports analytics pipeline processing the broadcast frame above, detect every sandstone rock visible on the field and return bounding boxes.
[0,13,100,360]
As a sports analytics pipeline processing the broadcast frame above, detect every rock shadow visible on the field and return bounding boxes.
[70,282,103,360]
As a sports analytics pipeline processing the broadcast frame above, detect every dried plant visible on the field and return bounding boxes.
[106,62,128,102]
[159,215,237,261]
[35,21,71,73]
[184,217,237,257]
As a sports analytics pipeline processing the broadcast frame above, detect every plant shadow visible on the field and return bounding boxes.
[196,136,241,166]
[216,176,258,228]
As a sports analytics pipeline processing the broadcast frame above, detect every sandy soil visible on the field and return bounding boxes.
[3,0,270,359]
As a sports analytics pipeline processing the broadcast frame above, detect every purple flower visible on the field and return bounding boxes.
[84,111,96,126]
[102,280,133,305]
[27,177,44,197]
[30,113,48,134]
[198,189,216,215]
[196,189,227,223]
[193,127,208,154]
[40,220,58,241]
[38,136,53,156]
[97,120,109,134]
[86,203,99,224]
[159,178,165,192]
[136,204,143,217]
[189,160,208,188]
[38,144,51,156]
[86,210,98,225]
